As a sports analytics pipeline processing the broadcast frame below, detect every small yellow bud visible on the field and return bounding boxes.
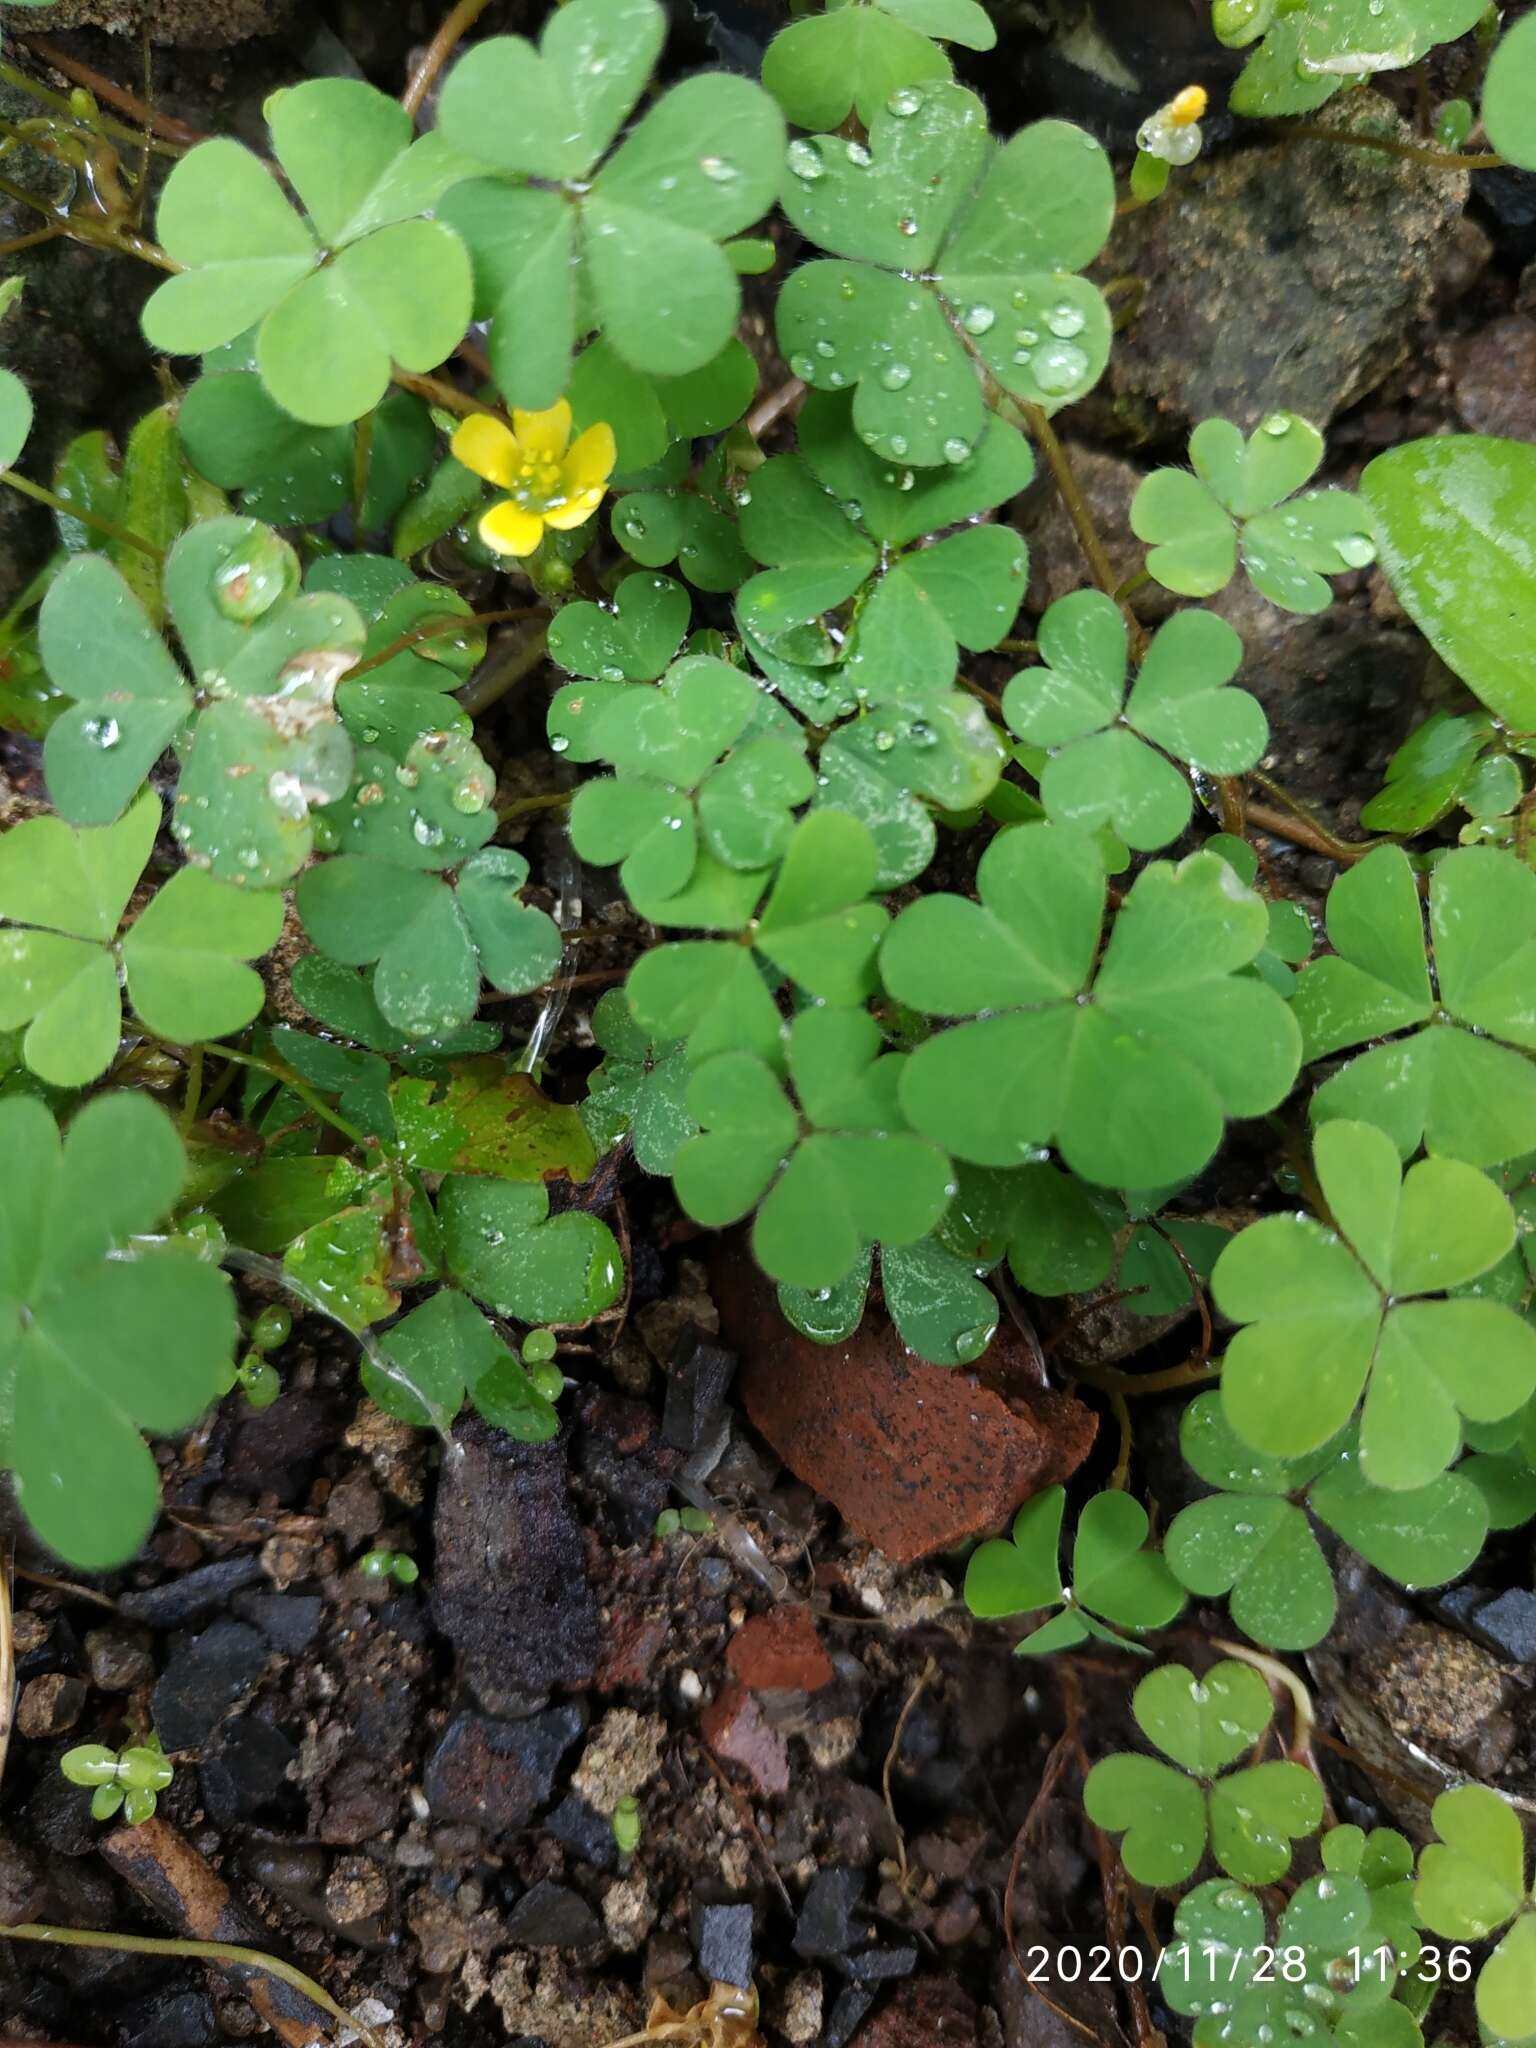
[1169,85,1209,126]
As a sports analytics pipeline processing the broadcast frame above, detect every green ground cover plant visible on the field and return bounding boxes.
[0,0,1534,2034]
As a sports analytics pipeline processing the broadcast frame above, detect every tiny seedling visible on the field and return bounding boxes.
[61,1734,174,1825]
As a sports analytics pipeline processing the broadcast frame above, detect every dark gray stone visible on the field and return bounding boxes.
[823,1984,876,2048]
[199,1717,296,1825]
[844,1943,919,1983]
[118,1555,263,1627]
[431,1417,600,1713]
[1468,1588,1536,1664]
[231,1592,324,1656]
[794,1867,865,1961]
[504,1877,602,1950]
[691,1898,754,1990]
[662,1332,737,1455]
[150,1620,268,1752]
[546,1793,617,1871]
[423,1707,584,1831]
[121,1987,216,2048]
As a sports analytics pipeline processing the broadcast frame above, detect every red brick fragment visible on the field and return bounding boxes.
[727,1608,834,1694]
[699,1680,791,1797]
[852,1978,978,2047]
[717,1254,1096,1563]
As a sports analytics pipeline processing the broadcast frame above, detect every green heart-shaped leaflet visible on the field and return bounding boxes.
[365,1286,560,1441]
[0,1094,235,1567]
[439,1176,623,1326]
[1416,1784,1536,2044]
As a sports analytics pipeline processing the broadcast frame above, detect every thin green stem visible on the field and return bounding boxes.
[177,1043,203,1135]
[1245,769,1398,863]
[1281,120,1502,171]
[455,625,550,717]
[2,1924,380,2048]
[496,788,572,826]
[0,468,161,557]
[212,1046,370,1151]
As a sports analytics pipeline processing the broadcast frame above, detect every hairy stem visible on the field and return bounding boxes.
[402,0,498,120]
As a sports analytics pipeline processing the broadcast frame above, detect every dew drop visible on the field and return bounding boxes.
[963,303,996,335]
[887,85,924,116]
[942,436,971,464]
[1262,413,1292,437]
[1047,300,1086,338]
[1336,532,1376,568]
[880,361,913,390]
[844,139,872,167]
[786,139,823,181]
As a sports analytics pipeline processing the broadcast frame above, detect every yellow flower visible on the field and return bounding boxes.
[451,400,616,558]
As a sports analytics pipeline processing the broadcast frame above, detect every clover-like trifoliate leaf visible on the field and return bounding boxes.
[1416,1785,1536,2045]
[883,823,1301,1187]
[364,1286,559,1441]
[40,518,366,886]
[1084,1659,1322,1889]
[737,391,1032,694]
[439,0,783,405]
[1132,414,1376,614]
[439,1174,623,1326]
[1167,1392,1489,1650]
[1362,435,1536,733]
[0,794,282,1086]
[672,1004,951,1290]
[297,846,561,1041]
[0,1094,236,1567]
[143,80,476,425]
[777,85,1114,462]
[1002,594,1264,850]
[1292,843,1536,1166]
[624,810,889,1064]
[1216,1119,1536,1489]
[308,553,485,757]
[568,653,810,904]
[548,571,690,697]
[1162,1872,1414,2048]
[965,1485,1184,1652]
[579,987,697,1175]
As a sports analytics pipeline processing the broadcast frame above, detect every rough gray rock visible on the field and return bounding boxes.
[1105,92,1468,437]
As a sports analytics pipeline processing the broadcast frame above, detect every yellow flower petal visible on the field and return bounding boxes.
[542,486,604,532]
[451,413,524,489]
[512,400,573,464]
[479,499,546,556]
[561,421,617,495]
